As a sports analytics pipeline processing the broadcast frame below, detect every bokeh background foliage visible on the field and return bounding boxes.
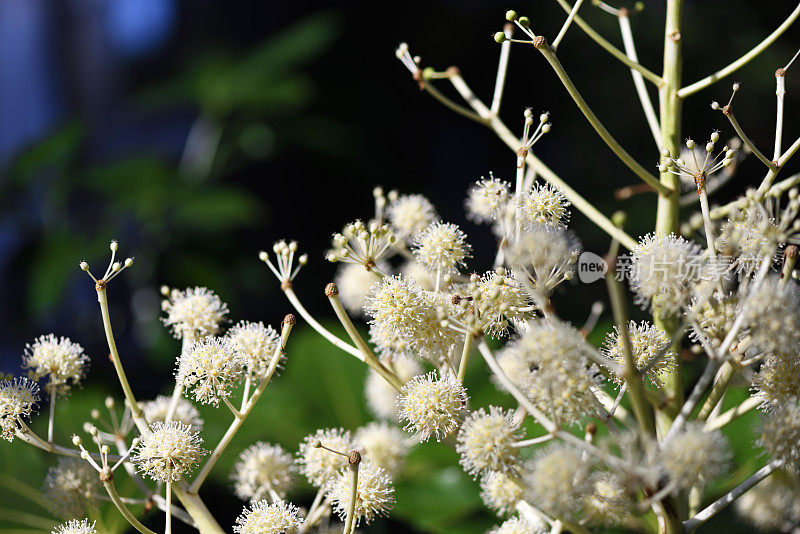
[1,0,799,532]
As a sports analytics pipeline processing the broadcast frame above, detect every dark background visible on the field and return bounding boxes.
[1,0,799,532]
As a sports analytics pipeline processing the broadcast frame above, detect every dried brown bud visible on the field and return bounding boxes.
[348,450,362,465]
[325,282,339,297]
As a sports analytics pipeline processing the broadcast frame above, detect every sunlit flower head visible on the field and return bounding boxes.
[133,421,207,483]
[176,337,244,406]
[740,276,800,355]
[397,371,467,442]
[524,443,592,520]
[489,516,547,534]
[412,222,472,275]
[758,400,800,468]
[233,499,304,534]
[518,181,570,229]
[387,194,438,241]
[327,460,395,526]
[232,442,295,502]
[480,471,524,517]
[498,320,602,425]
[456,406,523,477]
[602,321,677,388]
[466,176,511,223]
[629,233,704,315]
[0,377,39,441]
[161,287,229,340]
[23,335,89,396]
[226,321,281,379]
[581,472,631,527]
[51,519,96,534]
[507,224,580,295]
[752,353,800,411]
[297,428,355,487]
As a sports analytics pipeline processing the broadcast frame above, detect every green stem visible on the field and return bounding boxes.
[655,4,687,532]
[457,334,474,382]
[655,0,685,419]
[606,240,656,436]
[96,286,147,429]
[326,285,403,391]
[188,317,295,493]
[342,462,360,534]
[678,2,800,98]
[553,0,663,85]
[536,43,671,196]
[102,478,157,534]
[696,360,737,421]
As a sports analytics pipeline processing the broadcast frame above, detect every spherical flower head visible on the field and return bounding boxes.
[507,224,580,294]
[141,395,204,431]
[480,471,524,517]
[368,322,412,361]
[297,428,355,487]
[0,377,40,441]
[161,286,229,339]
[498,320,603,425]
[718,205,780,274]
[456,406,523,478]
[686,292,738,347]
[518,182,570,229]
[233,499,304,534]
[466,176,511,223]
[471,269,532,339]
[176,337,244,406]
[327,461,395,526]
[133,421,207,483]
[741,276,800,355]
[489,516,547,534]
[52,519,96,534]
[629,233,703,315]
[658,423,730,491]
[44,457,96,518]
[412,222,472,275]
[735,470,800,530]
[335,263,384,315]
[397,371,467,442]
[365,276,459,361]
[387,194,438,241]
[752,353,800,411]
[23,334,89,396]
[232,442,295,501]
[524,443,591,520]
[758,401,800,468]
[581,472,631,527]
[365,357,423,421]
[602,321,677,388]
[225,321,281,379]
[355,422,411,475]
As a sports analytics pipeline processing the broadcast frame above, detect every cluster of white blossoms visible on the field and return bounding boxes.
[23,334,89,396]
[133,421,207,483]
[10,6,800,533]
[0,376,39,441]
[161,286,229,339]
